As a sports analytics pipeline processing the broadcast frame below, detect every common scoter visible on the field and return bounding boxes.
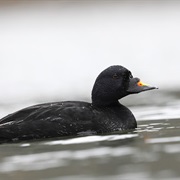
[0,65,157,142]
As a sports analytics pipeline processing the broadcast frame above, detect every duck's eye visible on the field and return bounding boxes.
[112,74,119,79]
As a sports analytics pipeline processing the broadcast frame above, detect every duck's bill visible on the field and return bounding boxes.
[127,78,158,94]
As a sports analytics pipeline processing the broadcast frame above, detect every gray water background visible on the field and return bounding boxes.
[1,1,180,105]
[0,1,180,180]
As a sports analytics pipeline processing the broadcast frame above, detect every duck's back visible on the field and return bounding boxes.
[0,101,95,141]
[0,101,136,142]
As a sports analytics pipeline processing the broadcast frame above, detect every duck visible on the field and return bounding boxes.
[0,65,157,142]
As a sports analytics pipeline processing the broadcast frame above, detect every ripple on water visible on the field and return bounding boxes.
[0,94,180,179]
[0,146,137,172]
[145,136,180,144]
[132,101,180,121]
[43,134,138,145]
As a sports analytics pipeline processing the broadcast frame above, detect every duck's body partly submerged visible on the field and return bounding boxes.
[0,65,157,142]
[0,101,136,141]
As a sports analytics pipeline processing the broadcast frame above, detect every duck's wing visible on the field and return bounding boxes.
[0,101,95,141]
[0,105,42,124]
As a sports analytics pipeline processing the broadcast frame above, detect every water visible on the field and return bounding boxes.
[0,91,180,180]
[0,1,180,179]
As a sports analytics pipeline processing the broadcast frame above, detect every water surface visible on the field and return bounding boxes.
[0,1,180,179]
[0,91,180,180]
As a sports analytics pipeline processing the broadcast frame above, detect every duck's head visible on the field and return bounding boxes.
[92,65,157,106]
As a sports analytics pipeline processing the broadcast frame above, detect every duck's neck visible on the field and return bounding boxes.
[92,99,120,107]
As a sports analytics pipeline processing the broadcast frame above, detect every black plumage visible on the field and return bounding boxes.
[0,65,157,142]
